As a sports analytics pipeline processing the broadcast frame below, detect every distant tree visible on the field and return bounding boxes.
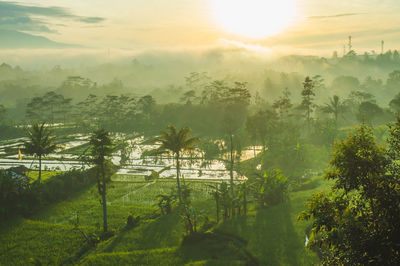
[386,70,400,96]
[245,114,258,155]
[0,104,6,123]
[58,76,96,100]
[273,88,293,121]
[246,109,277,152]
[357,101,383,124]
[389,93,400,114]
[58,98,72,125]
[26,92,69,125]
[214,81,251,196]
[23,122,60,183]
[331,76,360,93]
[347,90,375,106]
[393,50,400,63]
[185,72,210,92]
[74,94,99,129]
[98,95,120,129]
[322,95,344,127]
[299,125,400,265]
[201,80,228,104]
[138,95,156,124]
[301,76,315,128]
[361,76,383,95]
[89,129,114,233]
[26,96,46,122]
[312,75,326,92]
[180,90,197,104]
[223,105,246,196]
[42,91,65,125]
[199,139,220,168]
[154,125,199,203]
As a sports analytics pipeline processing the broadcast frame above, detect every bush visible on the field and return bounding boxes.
[126,214,140,228]
[253,169,289,208]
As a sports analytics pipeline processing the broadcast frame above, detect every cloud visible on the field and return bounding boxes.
[0,1,105,33]
[79,17,105,24]
[0,16,57,33]
[308,13,364,20]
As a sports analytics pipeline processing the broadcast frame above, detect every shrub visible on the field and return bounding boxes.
[126,214,140,228]
[253,169,289,208]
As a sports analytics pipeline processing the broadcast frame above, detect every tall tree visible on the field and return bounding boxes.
[273,88,293,121]
[301,76,315,129]
[154,125,199,203]
[221,82,251,196]
[89,129,114,233]
[23,122,60,183]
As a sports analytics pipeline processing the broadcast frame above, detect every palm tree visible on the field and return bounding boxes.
[23,122,59,183]
[323,95,342,127]
[154,125,199,203]
[89,129,114,233]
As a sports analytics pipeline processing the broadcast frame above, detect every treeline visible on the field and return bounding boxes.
[14,72,400,131]
[1,72,396,179]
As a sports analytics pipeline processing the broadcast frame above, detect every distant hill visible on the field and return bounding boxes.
[0,29,80,49]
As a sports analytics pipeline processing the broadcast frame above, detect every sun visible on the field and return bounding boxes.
[211,0,296,39]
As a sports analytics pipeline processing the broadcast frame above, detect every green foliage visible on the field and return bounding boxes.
[321,95,344,126]
[154,125,199,203]
[246,109,277,150]
[89,129,113,167]
[88,128,115,233]
[253,170,289,208]
[300,124,400,265]
[357,101,383,124]
[301,76,316,125]
[126,214,140,229]
[327,125,387,193]
[23,122,61,183]
[157,191,176,215]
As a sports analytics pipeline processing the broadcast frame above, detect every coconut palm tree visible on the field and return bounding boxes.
[23,122,60,183]
[323,95,343,127]
[154,125,199,203]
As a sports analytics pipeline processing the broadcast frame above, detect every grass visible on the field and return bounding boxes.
[81,248,183,266]
[0,219,91,265]
[27,170,62,183]
[1,172,332,265]
[217,175,332,265]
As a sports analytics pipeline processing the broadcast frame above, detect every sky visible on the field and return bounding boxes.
[1,0,400,56]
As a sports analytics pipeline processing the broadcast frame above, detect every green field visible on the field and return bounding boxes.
[27,170,62,183]
[0,172,330,265]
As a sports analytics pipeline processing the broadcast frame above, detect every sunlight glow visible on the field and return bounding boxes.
[212,0,296,39]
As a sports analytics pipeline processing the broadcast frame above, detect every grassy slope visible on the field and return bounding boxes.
[0,173,331,265]
[217,176,332,265]
[27,170,62,183]
[0,219,89,265]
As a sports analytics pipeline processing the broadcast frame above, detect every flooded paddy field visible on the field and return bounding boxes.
[0,134,256,181]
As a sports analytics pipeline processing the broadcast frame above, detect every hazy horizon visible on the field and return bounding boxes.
[1,0,400,68]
